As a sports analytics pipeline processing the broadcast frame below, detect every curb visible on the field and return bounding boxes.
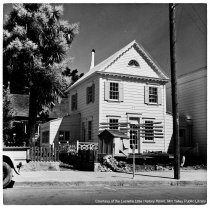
[13,180,207,188]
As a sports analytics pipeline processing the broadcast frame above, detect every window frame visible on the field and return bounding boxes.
[87,84,95,104]
[71,93,77,111]
[109,82,119,100]
[128,59,140,67]
[109,118,119,130]
[148,86,158,104]
[58,130,70,142]
[82,122,86,141]
[144,120,154,142]
[88,120,92,141]
[42,131,49,143]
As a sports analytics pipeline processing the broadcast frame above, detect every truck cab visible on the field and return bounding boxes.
[3,146,30,188]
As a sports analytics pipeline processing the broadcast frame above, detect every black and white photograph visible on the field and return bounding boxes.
[2,1,207,205]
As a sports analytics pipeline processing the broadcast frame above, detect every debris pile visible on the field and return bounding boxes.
[98,155,131,172]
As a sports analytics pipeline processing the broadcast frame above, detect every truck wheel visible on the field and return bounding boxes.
[3,162,12,189]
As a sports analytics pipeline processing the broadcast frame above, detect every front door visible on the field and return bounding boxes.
[129,117,140,153]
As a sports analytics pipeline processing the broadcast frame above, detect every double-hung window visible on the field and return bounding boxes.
[109,119,119,130]
[71,93,77,111]
[88,121,92,140]
[59,131,70,142]
[87,84,95,104]
[145,121,154,141]
[82,122,86,141]
[104,81,124,102]
[149,87,158,103]
[145,85,162,105]
[110,82,119,100]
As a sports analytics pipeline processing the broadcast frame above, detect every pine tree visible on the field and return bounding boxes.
[3,4,79,146]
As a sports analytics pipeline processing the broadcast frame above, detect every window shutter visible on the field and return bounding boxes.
[86,87,89,104]
[144,86,149,104]
[104,82,109,101]
[119,83,124,102]
[157,87,162,105]
[71,94,74,111]
[92,83,95,103]
[75,93,78,110]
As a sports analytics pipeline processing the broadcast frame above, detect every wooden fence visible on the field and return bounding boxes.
[29,142,99,163]
[30,146,59,162]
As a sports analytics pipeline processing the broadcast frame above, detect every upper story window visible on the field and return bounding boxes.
[149,87,158,103]
[86,84,95,104]
[128,59,140,67]
[144,85,162,105]
[109,119,119,129]
[110,82,119,100]
[104,81,124,102]
[71,93,77,111]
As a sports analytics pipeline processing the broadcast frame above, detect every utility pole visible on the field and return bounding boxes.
[169,3,180,179]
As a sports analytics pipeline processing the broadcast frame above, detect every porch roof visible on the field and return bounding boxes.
[98,129,129,139]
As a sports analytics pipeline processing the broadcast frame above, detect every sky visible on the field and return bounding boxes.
[3,3,207,77]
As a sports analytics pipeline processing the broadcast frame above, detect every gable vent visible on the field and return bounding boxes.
[128,59,140,67]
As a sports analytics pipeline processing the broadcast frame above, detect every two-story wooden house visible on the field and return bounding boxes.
[41,40,173,155]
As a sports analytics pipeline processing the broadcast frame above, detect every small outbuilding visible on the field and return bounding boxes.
[40,114,81,147]
[98,129,129,156]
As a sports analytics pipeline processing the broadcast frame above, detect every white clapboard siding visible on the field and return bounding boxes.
[49,118,62,145]
[99,77,168,152]
[68,75,100,142]
[64,40,172,152]
[104,47,160,78]
[166,68,207,158]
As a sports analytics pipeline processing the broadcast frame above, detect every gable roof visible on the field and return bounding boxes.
[65,40,169,92]
[98,129,129,139]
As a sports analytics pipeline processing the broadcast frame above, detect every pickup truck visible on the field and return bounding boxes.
[3,146,30,188]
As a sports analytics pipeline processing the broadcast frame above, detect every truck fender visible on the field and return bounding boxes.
[3,155,20,175]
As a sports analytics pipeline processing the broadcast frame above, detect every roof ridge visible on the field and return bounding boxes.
[65,40,137,91]
[65,39,168,92]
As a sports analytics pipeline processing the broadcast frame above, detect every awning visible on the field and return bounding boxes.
[98,129,129,139]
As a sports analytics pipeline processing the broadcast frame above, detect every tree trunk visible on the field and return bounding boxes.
[28,87,38,146]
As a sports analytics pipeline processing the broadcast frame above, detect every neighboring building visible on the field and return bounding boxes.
[40,114,80,147]
[40,40,173,155]
[6,90,69,146]
[166,67,207,160]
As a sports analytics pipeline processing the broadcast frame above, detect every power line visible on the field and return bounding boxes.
[184,6,206,35]
[191,5,207,28]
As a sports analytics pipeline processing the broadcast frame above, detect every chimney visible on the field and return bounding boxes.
[90,49,95,70]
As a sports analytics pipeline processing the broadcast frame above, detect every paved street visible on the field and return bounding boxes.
[3,184,207,205]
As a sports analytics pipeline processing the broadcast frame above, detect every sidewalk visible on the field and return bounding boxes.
[13,169,207,187]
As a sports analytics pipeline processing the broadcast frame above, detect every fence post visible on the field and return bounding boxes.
[54,146,56,161]
[93,149,99,172]
[46,147,49,161]
[44,147,46,161]
[35,147,37,161]
[76,140,79,153]
[57,147,59,161]
[49,145,52,161]
[40,147,43,161]
[37,147,40,161]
